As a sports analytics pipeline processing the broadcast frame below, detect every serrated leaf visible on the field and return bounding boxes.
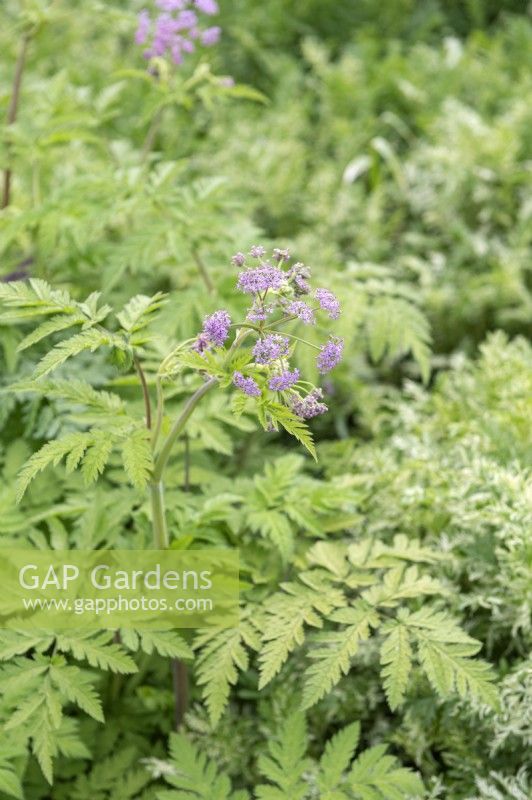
[121,429,153,489]
[380,623,412,710]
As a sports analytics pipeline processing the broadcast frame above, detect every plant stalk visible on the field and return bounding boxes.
[141,107,164,162]
[152,377,217,482]
[150,480,169,549]
[2,33,31,209]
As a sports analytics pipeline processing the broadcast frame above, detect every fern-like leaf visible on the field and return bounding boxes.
[302,604,379,708]
[380,621,413,710]
[121,428,154,489]
[349,744,424,799]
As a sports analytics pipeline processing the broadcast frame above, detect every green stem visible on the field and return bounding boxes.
[151,377,164,450]
[141,106,164,162]
[280,331,321,351]
[153,377,217,482]
[2,33,31,209]
[134,354,152,430]
[150,480,169,549]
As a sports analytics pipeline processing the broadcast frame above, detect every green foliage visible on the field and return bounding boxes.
[0,1,530,797]
[158,714,423,800]
[156,732,249,800]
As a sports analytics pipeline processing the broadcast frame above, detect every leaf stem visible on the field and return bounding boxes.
[279,331,321,351]
[2,33,31,209]
[134,354,152,430]
[141,106,164,162]
[151,377,164,450]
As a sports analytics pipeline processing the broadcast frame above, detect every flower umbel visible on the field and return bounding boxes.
[315,288,340,320]
[252,334,290,364]
[202,310,231,347]
[317,337,344,374]
[189,246,343,436]
[136,0,221,65]
[269,369,300,391]
[237,265,285,295]
[233,372,261,397]
[291,388,328,419]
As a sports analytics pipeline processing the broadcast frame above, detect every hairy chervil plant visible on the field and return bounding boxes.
[1,245,342,550]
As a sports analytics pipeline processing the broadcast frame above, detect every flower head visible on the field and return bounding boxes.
[252,334,290,364]
[137,0,220,65]
[249,245,266,258]
[286,300,315,325]
[315,288,340,319]
[195,0,219,14]
[247,301,275,322]
[202,309,231,347]
[191,332,209,353]
[272,248,290,263]
[316,337,344,373]
[135,10,151,44]
[237,265,285,295]
[291,388,328,419]
[231,252,246,267]
[233,371,261,397]
[289,262,311,296]
[201,25,221,45]
[269,369,300,391]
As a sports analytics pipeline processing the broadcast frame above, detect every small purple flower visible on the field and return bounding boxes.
[231,252,246,267]
[247,302,275,322]
[202,309,231,347]
[288,262,311,296]
[316,337,344,373]
[135,10,151,44]
[291,388,328,419]
[315,288,340,319]
[252,334,290,364]
[286,300,315,325]
[201,25,221,45]
[220,76,235,88]
[237,265,285,294]
[249,245,266,258]
[233,371,261,397]
[272,248,290,263]
[269,369,300,391]
[192,332,209,353]
[195,0,219,13]
[175,9,198,29]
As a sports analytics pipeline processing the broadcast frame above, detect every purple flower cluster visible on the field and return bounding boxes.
[272,248,290,263]
[202,309,231,346]
[317,337,344,374]
[135,0,221,65]
[247,301,275,323]
[193,309,231,351]
[288,262,311,296]
[285,300,315,325]
[233,371,261,397]
[189,246,344,428]
[291,388,328,419]
[315,288,340,320]
[237,265,285,295]
[269,369,300,391]
[252,334,290,364]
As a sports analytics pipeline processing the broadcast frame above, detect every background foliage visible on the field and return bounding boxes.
[0,1,530,798]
